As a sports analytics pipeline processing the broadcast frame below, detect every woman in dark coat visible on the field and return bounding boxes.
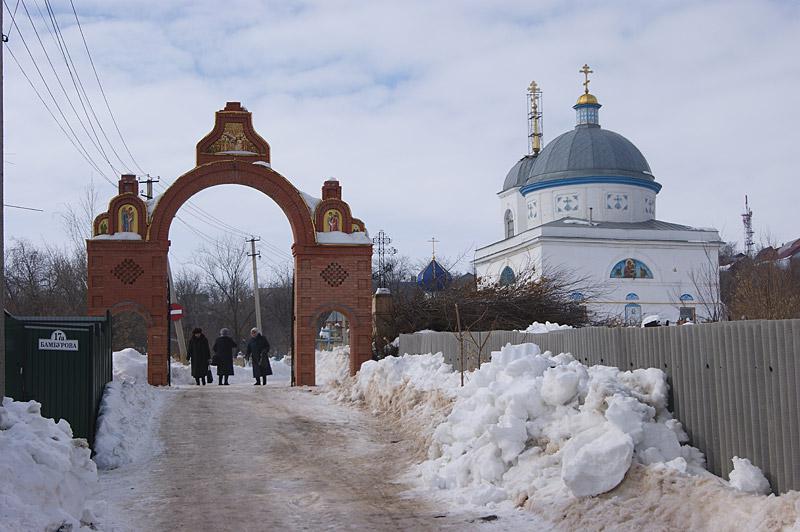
[187,327,211,385]
[246,327,272,386]
[212,328,236,385]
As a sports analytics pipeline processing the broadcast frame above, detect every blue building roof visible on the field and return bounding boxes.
[417,258,453,292]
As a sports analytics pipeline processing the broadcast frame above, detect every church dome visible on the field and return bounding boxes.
[524,126,654,186]
[502,154,537,190]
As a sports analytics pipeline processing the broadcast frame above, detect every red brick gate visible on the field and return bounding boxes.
[87,102,373,385]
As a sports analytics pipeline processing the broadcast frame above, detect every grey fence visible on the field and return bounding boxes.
[399,320,800,494]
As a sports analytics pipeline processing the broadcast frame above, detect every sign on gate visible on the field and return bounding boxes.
[169,303,184,321]
[38,330,79,351]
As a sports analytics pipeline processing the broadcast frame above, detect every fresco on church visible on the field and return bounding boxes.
[118,204,138,234]
[324,209,341,232]
[352,223,361,232]
[97,217,109,235]
[610,258,653,279]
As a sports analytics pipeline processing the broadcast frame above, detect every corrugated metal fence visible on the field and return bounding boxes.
[398,320,800,494]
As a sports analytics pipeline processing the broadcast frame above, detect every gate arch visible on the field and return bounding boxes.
[87,102,373,385]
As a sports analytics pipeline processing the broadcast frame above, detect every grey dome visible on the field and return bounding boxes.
[502,154,537,190]
[525,126,653,186]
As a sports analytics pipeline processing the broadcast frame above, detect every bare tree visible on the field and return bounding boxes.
[61,181,100,254]
[260,263,293,355]
[193,237,254,346]
[683,244,726,322]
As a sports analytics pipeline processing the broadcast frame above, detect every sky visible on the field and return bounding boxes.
[3,0,798,278]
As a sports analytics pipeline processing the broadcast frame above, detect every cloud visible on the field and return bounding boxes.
[4,0,798,275]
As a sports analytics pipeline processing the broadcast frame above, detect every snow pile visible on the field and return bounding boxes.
[94,350,170,470]
[315,346,351,385]
[519,321,573,334]
[0,398,100,530]
[419,342,704,502]
[729,456,771,495]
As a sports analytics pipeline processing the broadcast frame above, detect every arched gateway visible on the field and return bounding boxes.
[87,102,373,385]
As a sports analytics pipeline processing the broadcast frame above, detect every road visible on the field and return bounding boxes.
[95,382,530,531]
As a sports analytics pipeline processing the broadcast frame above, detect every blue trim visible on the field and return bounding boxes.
[520,176,662,195]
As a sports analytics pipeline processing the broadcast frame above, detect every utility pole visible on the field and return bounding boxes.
[247,236,263,333]
[1,5,6,401]
[139,174,160,200]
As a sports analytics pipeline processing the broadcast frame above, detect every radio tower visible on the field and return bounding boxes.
[742,195,755,257]
[527,80,543,155]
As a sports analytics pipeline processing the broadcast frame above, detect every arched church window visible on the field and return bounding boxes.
[504,209,514,239]
[499,266,515,286]
[679,293,694,303]
[610,258,653,279]
[625,293,639,301]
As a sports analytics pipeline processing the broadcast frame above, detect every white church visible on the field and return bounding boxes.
[474,66,722,324]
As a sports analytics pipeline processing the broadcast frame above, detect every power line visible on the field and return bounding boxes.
[68,0,146,175]
[2,1,115,185]
[16,0,120,175]
[4,203,43,211]
[4,41,114,185]
[3,0,18,40]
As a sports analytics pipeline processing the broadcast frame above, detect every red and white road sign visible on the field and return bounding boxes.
[169,303,184,321]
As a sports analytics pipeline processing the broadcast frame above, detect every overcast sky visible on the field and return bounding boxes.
[3,0,798,277]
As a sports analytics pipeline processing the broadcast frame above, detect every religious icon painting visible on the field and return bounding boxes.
[556,193,580,213]
[97,217,109,235]
[610,258,653,279]
[352,223,361,232]
[324,209,341,232]
[118,204,138,233]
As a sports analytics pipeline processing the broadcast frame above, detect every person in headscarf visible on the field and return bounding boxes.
[246,327,272,386]
[212,328,237,385]
[187,327,211,385]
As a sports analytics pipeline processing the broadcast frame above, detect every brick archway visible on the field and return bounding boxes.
[87,102,373,385]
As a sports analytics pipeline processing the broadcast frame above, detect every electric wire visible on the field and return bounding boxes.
[4,41,115,185]
[68,0,147,175]
[3,0,19,39]
[17,0,121,175]
[39,0,132,173]
[2,0,115,185]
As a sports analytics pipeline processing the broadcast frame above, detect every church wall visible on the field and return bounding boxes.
[475,233,720,324]
[520,184,656,228]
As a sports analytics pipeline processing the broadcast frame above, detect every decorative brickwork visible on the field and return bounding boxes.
[320,262,349,287]
[87,103,372,386]
[111,259,144,285]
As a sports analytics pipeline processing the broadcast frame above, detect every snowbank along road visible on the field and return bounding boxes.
[96,382,530,531]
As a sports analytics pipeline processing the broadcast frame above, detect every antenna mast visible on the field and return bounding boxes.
[527,80,543,155]
[742,195,755,257]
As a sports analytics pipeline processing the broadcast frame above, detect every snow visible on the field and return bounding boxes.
[146,193,163,218]
[0,397,100,531]
[563,218,598,226]
[298,190,321,215]
[375,287,390,295]
[333,338,800,528]
[218,150,257,156]
[316,231,372,245]
[641,314,660,326]
[519,321,573,334]
[729,456,771,495]
[92,231,142,240]
[252,160,272,169]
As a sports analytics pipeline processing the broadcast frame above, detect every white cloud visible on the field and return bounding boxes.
[4,0,798,274]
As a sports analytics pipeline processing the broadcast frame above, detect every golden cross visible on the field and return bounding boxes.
[528,80,538,94]
[580,64,593,94]
[428,237,439,258]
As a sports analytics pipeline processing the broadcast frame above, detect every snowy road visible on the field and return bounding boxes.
[95,382,529,531]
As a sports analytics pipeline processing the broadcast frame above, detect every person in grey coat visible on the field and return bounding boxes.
[246,327,272,385]
[212,328,236,385]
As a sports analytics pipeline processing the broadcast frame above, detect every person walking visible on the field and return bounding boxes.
[246,327,272,386]
[187,327,211,386]
[212,328,236,385]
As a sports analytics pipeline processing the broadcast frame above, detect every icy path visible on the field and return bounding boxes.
[94,382,534,531]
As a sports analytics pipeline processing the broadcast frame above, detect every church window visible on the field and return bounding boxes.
[679,293,694,303]
[679,307,696,321]
[625,293,639,301]
[625,303,642,325]
[570,292,585,302]
[610,259,653,279]
[504,209,514,238]
[644,197,655,215]
[499,266,515,286]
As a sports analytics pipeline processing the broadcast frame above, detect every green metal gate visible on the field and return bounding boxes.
[4,313,112,446]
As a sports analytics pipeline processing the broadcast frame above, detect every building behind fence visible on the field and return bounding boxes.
[399,319,800,494]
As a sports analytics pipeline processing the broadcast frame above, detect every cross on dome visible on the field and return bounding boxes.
[580,64,593,94]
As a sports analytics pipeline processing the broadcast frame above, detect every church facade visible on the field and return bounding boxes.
[474,69,721,324]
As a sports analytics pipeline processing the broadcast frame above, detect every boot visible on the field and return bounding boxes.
[195,377,201,385]
[261,376,267,386]
[224,376,229,385]
[254,379,261,385]
[218,375,223,385]
[201,376,206,386]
